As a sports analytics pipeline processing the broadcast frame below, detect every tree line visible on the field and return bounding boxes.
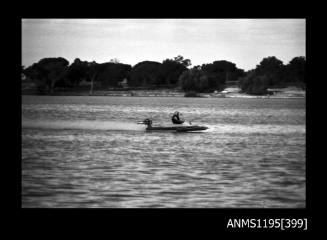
[239,56,305,95]
[22,55,305,95]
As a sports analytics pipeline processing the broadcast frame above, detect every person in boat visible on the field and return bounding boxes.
[144,118,152,127]
[171,111,185,124]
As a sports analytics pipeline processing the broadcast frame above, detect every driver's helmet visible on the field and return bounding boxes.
[174,111,179,116]
[144,118,152,125]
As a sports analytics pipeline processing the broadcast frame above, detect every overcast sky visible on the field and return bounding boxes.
[22,19,305,71]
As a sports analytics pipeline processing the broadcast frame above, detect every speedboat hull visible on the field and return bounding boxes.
[146,125,208,132]
[138,118,208,132]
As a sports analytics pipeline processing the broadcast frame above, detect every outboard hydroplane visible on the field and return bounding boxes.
[137,119,208,132]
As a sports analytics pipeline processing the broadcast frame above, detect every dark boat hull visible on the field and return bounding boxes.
[146,125,208,132]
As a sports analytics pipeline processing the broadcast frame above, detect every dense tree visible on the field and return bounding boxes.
[160,58,188,85]
[240,56,306,94]
[173,55,192,68]
[97,62,132,88]
[255,56,284,86]
[24,63,43,82]
[86,61,101,95]
[231,68,246,81]
[24,57,69,93]
[178,60,244,93]
[57,58,89,87]
[22,55,305,95]
[129,61,162,87]
[239,70,270,95]
[282,56,305,86]
[239,56,283,95]
[179,68,209,92]
[201,60,241,91]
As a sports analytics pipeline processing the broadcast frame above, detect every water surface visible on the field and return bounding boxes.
[22,96,306,208]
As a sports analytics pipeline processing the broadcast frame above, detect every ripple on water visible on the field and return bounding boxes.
[22,96,305,208]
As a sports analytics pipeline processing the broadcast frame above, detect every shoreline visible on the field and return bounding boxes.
[21,89,306,99]
[21,92,306,99]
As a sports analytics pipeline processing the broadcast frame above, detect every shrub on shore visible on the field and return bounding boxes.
[240,72,270,95]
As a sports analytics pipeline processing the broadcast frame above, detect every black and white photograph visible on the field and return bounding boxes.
[21,19,306,209]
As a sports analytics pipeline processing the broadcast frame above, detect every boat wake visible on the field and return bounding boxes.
[22,119,304,135]
[204,124,305,134]
[22,119,146,131]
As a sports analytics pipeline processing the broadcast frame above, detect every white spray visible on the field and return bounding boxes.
[22,119,146,131]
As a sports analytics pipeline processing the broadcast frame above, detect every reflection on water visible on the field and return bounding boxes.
[22,96,305,208]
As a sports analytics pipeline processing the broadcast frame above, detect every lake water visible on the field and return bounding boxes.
[22,95,306,208]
